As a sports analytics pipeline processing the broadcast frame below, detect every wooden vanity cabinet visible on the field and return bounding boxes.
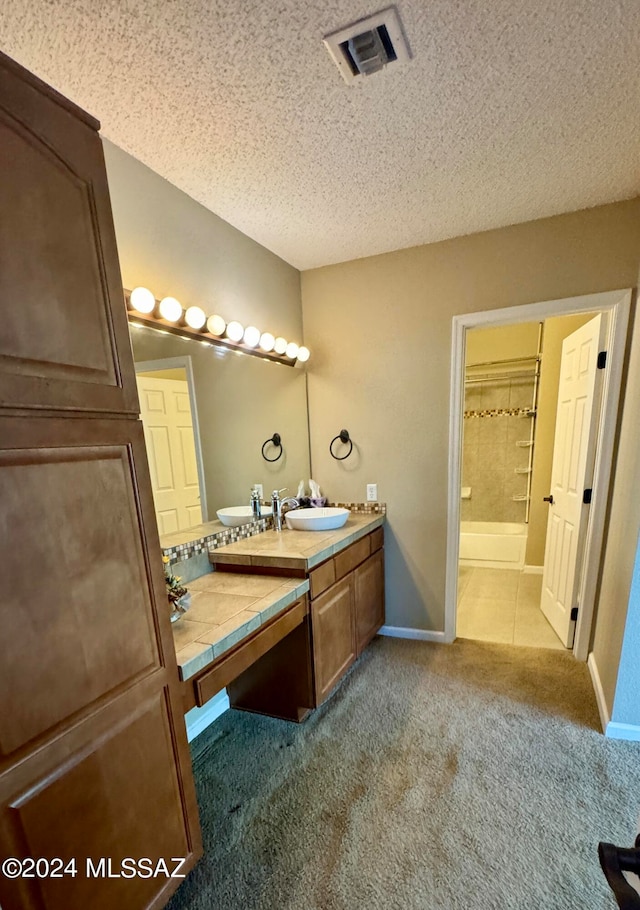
[309,527,384,706]
[209,525,385,714]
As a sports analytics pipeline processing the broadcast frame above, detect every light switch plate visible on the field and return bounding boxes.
[366,483,378,501]
[254,484,263,499]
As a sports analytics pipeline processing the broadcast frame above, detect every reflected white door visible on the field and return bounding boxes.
[136,376,203,535]
[540,314,606,647]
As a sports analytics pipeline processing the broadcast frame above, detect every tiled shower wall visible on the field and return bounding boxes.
[461,376,536,523]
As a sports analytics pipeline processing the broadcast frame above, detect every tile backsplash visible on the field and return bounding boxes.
[162,501,387,565]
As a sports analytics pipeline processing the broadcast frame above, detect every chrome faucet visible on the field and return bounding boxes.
[271,488,299,532]
[250,487,262,520]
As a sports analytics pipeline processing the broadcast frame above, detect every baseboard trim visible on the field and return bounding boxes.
[587,653,610,734]
[523,565,544,575]
[379,625,447,643]
[605,722,640,742]
[185,689,230,742]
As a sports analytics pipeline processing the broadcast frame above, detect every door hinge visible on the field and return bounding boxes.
[583,488,592,504]
[570,606,579,621]
[597,351,607,369]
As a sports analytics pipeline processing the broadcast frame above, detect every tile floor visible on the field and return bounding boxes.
[457,566,565,649]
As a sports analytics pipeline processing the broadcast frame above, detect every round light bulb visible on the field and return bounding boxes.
[274,336,287,355]
[286,342,299,359]
[259,332,275,352]
[184,306,206,330]
[243,325,261,347]
[159,296,183,322]
[226,321,244,342]
[207,314,226,336]
[129,286,155,314]
[297,346,310,362]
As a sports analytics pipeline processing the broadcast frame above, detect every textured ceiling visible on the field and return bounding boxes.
[1,1,639,270]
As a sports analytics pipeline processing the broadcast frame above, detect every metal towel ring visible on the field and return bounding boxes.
[329,429,353,461]
[261,433,283,462]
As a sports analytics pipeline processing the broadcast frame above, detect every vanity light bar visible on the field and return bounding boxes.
[125,287,310,366]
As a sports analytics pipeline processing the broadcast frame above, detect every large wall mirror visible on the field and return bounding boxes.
[130,324,311,542]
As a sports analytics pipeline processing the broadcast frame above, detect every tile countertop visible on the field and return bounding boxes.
[209,512,385,571]
[171,572,309,681]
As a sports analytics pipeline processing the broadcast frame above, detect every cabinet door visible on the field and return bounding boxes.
[354,548,385,656]
[311,576,356,705]
[0,416,201,910]
[0,51,138,416]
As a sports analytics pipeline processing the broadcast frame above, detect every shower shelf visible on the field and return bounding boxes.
[514,467,532,475]
[515,440,534,447]
[512,494,530,502]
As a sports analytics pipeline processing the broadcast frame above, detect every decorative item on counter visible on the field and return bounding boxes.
[296,480,311,508]
[163,556,191,623]
[309,478,328,508]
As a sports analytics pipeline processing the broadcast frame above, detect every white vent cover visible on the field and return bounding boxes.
[323,6,411,84]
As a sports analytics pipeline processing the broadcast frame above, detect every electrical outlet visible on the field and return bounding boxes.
[254,484,263,499]
[366,483,378,502]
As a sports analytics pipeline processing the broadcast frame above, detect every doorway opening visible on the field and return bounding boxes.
[445,290,632,660]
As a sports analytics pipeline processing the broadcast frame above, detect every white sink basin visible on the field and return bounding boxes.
[285,507,350,531]
[216,506,272,527]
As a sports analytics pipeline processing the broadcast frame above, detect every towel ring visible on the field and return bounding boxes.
[261,433,283,462]
[329,429,353,461]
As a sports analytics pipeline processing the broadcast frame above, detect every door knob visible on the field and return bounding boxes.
[543,495,554,504]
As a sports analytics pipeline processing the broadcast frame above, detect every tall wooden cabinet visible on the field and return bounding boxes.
[0,51,201,910]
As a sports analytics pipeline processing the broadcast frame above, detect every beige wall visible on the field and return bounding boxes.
[466,323,540,366]
[301,200,640,642]
[103,139,302,340]
[526,313,596,566]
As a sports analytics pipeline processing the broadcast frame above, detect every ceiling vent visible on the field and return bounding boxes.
[323,6,411,85]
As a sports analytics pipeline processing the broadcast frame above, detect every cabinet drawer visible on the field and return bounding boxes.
[369,527,384,554]
[309,558,336,599]
[334,536,370,581]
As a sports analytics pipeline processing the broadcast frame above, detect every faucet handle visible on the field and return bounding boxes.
[271,487,287,498]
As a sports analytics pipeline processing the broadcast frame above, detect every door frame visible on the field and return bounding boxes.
[134,355,208,523]
[445,289,632,659]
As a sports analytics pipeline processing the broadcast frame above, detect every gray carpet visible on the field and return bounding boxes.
[169,637,640,910]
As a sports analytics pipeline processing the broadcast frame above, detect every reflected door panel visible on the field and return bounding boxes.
[137,375,202,534]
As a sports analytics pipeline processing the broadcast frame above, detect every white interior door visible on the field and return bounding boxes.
[540,314,606,647]
[136,375,203,535]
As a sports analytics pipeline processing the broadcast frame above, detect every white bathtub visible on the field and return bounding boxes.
[459,521,527,569]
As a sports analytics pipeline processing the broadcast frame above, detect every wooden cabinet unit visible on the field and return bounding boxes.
[0,51,201,910]
[309,527,385,705]
[209,523,385,716]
